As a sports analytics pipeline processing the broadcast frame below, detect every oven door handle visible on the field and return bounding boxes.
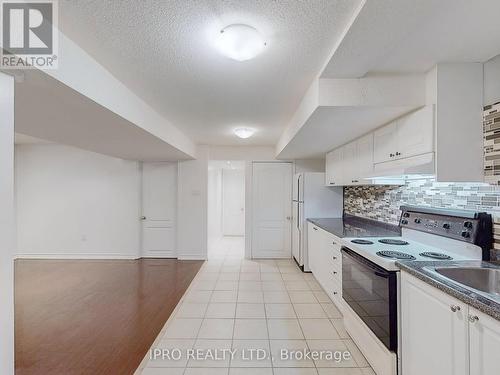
[341,246,391,277]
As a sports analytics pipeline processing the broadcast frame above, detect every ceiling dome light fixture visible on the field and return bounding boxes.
[215,24,266,61]
[234,127,256,139]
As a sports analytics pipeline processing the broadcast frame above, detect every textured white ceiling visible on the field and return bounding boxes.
[58,0,362,146]
[322,0,500,78]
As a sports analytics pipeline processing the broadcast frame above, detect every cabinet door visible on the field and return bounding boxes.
[356,133,374,181]
[469,307,500,375]
[373,121,398,164]
[396,105,434,160]
[342,142,357,185]
[307,223,320,274]
[401,272,468,375]
[325,148,343,186]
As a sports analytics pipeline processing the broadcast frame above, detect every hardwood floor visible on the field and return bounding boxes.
[15,258,203,375]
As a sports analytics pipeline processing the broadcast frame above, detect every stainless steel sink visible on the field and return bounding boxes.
[434,267,500,296]
[424,266,500,302]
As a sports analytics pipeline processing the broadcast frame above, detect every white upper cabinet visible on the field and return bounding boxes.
[325,147,343,186]
[322,63,483,184]
[327,106,433,185]
[326,132,374,186]
[374,105,434,165]
[396,104,434,160]
[356,133,374,178]
[374,121,398,164]
[342,141,357,185]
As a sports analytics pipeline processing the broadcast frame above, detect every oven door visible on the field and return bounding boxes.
[341,247,398,351]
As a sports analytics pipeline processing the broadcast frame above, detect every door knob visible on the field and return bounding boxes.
[468,315,479,323]
[140,216,146,220]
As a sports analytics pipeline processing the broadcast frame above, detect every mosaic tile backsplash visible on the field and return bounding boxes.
[484,102,500,184]
[344,179,500,260]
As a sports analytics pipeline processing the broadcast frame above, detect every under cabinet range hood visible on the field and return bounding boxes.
[365,152,435,182]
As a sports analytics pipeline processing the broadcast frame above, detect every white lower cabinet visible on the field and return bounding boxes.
[401,271,500,375]
[469,307,500,375]
[401,272,468,375]
[307,222,343,306]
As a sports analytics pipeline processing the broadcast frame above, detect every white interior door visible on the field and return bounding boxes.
[222,168,245,236]
[252,162,292,258]
[142,162,177,258]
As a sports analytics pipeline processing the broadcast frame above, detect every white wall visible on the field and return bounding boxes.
[15,144,141,259]
[0,72,15,375]
[484,54,500,105]
[177,146,209,260]
[207,167,223,242]
[294,159,325,173]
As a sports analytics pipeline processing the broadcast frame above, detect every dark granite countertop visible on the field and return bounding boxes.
[397,260,500,321]
[306,214,401,238]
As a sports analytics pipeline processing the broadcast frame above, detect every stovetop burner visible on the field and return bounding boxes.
[419,252,453,260]
[351,239,374,245]
[376,250,416,260]
[378,239,409,245]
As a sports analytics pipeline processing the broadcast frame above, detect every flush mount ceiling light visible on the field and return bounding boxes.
[215,24,266,61]
[234,127,256,139]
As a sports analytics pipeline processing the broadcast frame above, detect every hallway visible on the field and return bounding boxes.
[208,237,245,260]
[138,238,374,374]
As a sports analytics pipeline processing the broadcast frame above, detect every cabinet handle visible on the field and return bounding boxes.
[396,152,401,156]
[332,256,337,260]
[332,271,338,275]
[332,241,336,245]
[468,315,479,323]
[313,227,318,231]
[333,291,338,295]
[329,182,335,185]
[389,153,394,157]
[450,305,461,312]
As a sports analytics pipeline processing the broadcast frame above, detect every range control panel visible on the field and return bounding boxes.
[400,210,478,243]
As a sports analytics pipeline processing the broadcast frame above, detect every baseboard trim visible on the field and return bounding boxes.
[15,253,140,260]
[178,255,207,261]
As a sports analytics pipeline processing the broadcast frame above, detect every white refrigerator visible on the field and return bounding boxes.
[292,172,343,271]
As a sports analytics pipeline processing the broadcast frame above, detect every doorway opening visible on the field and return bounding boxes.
[207,160,245,260]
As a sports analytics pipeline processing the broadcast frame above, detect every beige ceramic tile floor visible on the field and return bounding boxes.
[138,237,375,375]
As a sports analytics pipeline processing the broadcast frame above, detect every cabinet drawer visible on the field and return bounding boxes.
[326,246,340,263]
[329,267,341,284]
[328,278,342,300]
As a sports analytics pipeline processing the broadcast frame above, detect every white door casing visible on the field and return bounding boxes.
[222,168,245,236]
[252,162,292,259]
[142,162,177,258]
[292,200,300,263]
